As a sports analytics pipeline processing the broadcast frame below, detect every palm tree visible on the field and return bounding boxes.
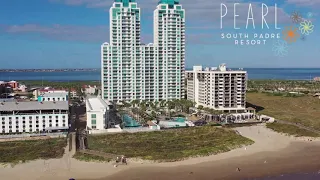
[131,99,140,108]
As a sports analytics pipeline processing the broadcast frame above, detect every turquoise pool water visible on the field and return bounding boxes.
[174,117,186,122]
[123,114,141,127]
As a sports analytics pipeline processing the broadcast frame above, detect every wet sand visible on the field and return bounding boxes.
[1,125,320,180]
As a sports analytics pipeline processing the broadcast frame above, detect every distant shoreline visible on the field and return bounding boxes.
[1,67,320,73]
[0,69,99,73]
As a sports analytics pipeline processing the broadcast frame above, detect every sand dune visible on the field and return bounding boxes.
[1,124,320,180]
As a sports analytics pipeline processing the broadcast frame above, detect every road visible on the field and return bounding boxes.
[69,102,86,133]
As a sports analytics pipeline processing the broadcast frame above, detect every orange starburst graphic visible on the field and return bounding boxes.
[282,26,300,43]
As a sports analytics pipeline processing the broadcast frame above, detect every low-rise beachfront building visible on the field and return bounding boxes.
[186,64,247,112]
[86,96,120,131]
[0,101,69,134]
[37,92,69,102]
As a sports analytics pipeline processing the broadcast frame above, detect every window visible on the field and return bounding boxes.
[9,117,12,120]
[16,117,19,120]
[1,117,4,120]
[29,116,32,120]
[48,98,50,101]
[91,120,96,125]
[91,114,96,118]
[22,117,25,120]
[92,126,96,129]
[42,116,45,119]
[49,116,52,119]
[62,116,65,119]
[55,116,58,119]
[56,120,59,123]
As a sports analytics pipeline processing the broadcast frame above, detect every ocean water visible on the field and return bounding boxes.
[0,68,319,81]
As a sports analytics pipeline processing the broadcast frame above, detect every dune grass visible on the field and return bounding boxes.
[247,92,320,130]
[73,152,112,163]
[0,138,67,164]
[266,123,320,137]
[87,126,254,162]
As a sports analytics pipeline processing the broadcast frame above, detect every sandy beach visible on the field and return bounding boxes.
[1,124,320,180]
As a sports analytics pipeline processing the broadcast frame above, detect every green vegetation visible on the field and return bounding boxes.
[247,92,320,130]
[73,152,112,162]
[263,92,305,97]
[20,80,99,89]
[0,138,67,164]
[87,126,254,162]
[266,123,320,137]
[247,80,320,92]
[121,99,195,124]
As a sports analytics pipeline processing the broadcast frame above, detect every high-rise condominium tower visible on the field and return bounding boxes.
[101,0,185,103]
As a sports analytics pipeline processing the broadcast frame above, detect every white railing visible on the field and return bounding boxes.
[0,132,67,139]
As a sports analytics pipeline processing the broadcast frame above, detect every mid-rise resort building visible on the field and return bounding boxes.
[0,101,69,134]
[186,64,247,112]
[101,0,185,102]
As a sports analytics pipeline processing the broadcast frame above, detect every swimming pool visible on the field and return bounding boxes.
[174,117,186,122]
[123,114,141,127]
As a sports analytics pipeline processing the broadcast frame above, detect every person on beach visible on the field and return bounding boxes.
[121,156,127,165]
[236,167,241,172]
[116,156,120,163]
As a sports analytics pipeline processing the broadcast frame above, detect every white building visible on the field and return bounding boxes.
[186,64,247,112]
[84,85,97,95]
[86,96,112,130]
[101,0,185,102]
[38,92,69,102]
[0,101,69,134]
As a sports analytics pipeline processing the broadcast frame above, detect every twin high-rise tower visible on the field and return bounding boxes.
[101,0,185,102]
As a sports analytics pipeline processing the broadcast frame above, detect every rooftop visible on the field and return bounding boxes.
[40,92,68,97]
[86,96,111,112]
[0,101,68,111]
[158,0,180,5]
[114,0,135,7]
[187,64,246,73]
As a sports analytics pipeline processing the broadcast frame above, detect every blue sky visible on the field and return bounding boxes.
[0,0,319,69]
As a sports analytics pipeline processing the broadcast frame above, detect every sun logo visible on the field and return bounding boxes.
[282,26,300,43]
